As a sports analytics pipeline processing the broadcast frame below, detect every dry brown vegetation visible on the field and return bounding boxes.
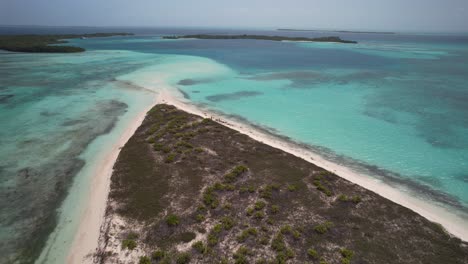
[98,104,468,264]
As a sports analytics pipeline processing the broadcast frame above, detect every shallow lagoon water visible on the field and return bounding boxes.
[0,28,468,263]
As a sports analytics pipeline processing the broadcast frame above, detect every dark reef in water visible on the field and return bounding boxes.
[0,100,128,264]
[97,104,468,264]
[206,91,263,102]
[163,34,357,44]
[0,33,133,53]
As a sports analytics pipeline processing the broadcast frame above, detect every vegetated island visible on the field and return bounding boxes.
[163,34,357,44]
[277,28,396,34]
[95,104,468,264]
[0,33,133,53]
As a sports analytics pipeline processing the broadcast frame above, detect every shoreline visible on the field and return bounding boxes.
[65,97,158,264]
[156,88,468,242]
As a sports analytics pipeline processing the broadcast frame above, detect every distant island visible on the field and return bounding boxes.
[163,34,357,44]
[0,33,133,53]
[278,28,396,34]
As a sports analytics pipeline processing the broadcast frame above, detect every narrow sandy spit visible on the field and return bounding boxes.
[69,86,468,263]
[157,88,468,242]
[66,98,158,264]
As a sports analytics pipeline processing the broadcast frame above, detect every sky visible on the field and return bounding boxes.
[1,0,467,32]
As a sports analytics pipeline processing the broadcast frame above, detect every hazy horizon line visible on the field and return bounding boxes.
[1,24,468,35]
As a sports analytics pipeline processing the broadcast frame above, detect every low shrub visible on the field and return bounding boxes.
[313,179,332,196]
[254,211,265,220]
[352,195,362,204]
[165,153,176,163]
[308,248,318,259]
[166,214,180,226]
[139,256,151,264]
[196,214,205,222]
[237,227,258,242]
[280,225,292,234]
[152,250,166,260]
[271,205,279,214]
[338,194,348,202]
[207,233,218,246]
[221,216,235,230]
[314,221,333,234]
[287,184,297,192]
[176,252,191,264]
[233,246,251,264]
[254,201,266,210]
[224,165,248,182]
[246,207,254,216]
[192,241,206,254]
[121,239,136,250]
[340,248,354,259]
[271,233,286,252]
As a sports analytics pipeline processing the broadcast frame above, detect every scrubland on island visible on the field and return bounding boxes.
[95,104,468,264]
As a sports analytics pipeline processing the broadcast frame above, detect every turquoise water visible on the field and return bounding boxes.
[1,28,468,262]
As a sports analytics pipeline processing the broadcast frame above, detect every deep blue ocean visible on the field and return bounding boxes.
[1,26,468,263]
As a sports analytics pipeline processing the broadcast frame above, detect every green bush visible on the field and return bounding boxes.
[203,188,219,209]
[195,147,204,153]
[162,146,171,153]
[139,256,151,264]
[266,218,274,225]
[271,205,279,214]
[320,258,329,264]
[259,236,270,245]
[213,182,225,191]
[352,195,362,204]
[239,186,248,194]
[260,187,272,199]
[254,201,266,210]
[224,165,248,182]
[314,221,333,234]
[308,248,318,259]
[233,246,251,264]
[313,179,332,196]
[287,184,297,192]
[292,230,301,239]
[153,143,164,151]
[340,248,354,259]
[176,252,191,264]
[165,153,176,163]
[280,225,292,234]
[221,216,235,230]
[254,211,265,219]
[196,214,205,222]
[121,239,137,250]
[207,233,218,246]
[338,194,348,202]
[246,207,254,216]
[166,214,180,226]
[225,184,235,191]
[237,227,258,242]
[213,223,223,233]
[192,241,206,254]
[271,233,286,252]
[152,250,166,260]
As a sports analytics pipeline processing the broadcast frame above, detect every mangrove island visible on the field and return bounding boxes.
[162,34,357,44]
[0,33,133,53]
